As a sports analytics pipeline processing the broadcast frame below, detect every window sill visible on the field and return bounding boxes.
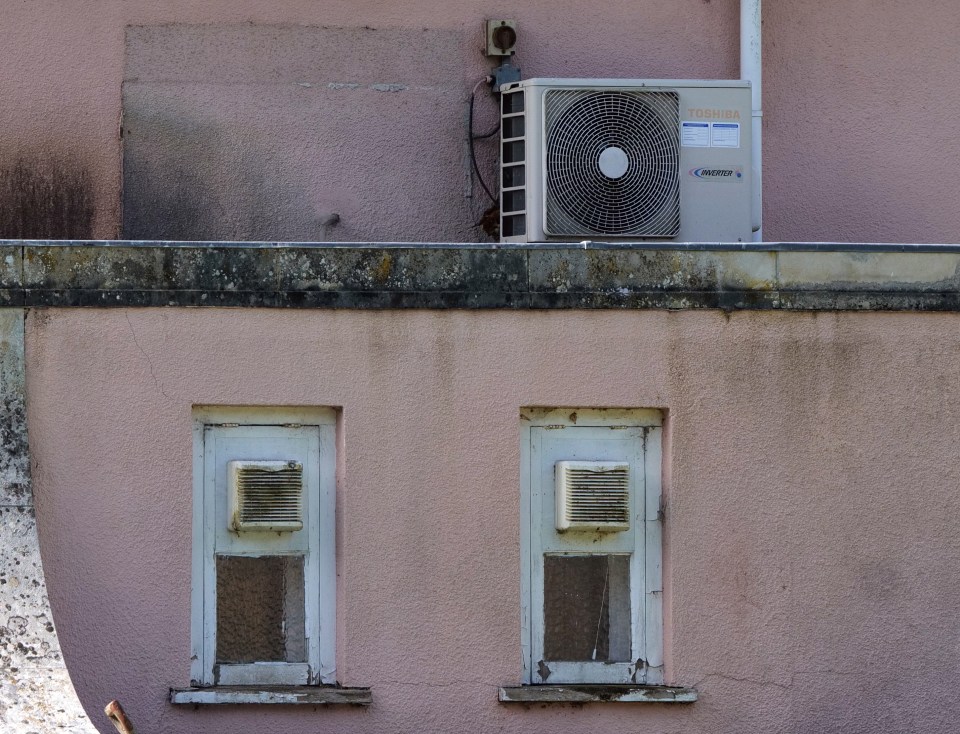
[170,686,372,706]
[498,684,697,704]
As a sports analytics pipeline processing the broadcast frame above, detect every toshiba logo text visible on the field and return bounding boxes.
[686,108,741,120]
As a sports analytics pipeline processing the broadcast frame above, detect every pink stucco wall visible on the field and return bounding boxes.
[26,307,960,733]
[2,1,960,241]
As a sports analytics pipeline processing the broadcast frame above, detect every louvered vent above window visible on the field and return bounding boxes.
[555,461,630,532]
[228,460,303,532]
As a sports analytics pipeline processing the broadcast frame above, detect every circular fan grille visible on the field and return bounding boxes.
[544,90,680,237]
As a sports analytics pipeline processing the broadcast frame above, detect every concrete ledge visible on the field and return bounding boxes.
[498,685,697,704]
[169,686,372,705]
[8,240,960,310]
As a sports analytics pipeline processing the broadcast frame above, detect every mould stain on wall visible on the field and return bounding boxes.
[0,158,94,240]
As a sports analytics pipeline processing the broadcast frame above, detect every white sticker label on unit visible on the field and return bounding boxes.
[681,121,710,148]
[710,122,741,148]
[682,121,742,149]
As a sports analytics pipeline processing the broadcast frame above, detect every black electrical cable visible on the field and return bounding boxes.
[472,122,500,140]
[469,78,499,205]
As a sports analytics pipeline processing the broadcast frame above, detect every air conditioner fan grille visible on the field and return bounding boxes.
[544,89,680,237]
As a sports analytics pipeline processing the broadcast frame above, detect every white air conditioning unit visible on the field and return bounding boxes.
[228,460,304,532]
[499,78,753,243]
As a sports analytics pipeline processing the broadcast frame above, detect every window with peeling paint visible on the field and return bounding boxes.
[520,409,664,685]
[191,407,337,687]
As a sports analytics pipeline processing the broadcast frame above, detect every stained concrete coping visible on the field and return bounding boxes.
[8,240,960,310]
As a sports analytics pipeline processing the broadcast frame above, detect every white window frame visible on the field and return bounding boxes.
[520,408,664,685]
[190,406,337,687]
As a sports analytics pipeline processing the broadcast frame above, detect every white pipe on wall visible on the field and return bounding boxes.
[741,0,763,241]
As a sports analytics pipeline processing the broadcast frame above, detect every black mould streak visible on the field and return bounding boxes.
[0,157,94,240]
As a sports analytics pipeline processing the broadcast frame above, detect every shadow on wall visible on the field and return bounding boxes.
[121,24,489,243]
[0,157,94,239]
[120,109,298,243]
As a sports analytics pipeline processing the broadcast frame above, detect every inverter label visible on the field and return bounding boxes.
[688,166,744,182]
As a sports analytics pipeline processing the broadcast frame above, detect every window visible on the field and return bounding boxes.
[190,407,336,687]
[520,408,663,685]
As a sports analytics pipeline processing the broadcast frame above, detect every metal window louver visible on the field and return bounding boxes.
[228,460,303,532]
[555,461,630,532]
[544,89,680,237]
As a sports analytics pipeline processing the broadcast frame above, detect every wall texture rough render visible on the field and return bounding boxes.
[2,0,960,241]
[122,25,479,242]
[0,310,94,733]
[25,306,960,734]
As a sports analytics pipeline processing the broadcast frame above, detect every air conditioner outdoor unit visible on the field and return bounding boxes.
[499,78,753,243]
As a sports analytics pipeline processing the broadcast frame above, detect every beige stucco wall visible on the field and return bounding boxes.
[2,1,960,241]
[25,306,960,733]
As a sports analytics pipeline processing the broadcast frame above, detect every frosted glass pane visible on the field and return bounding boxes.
[215,555,305,664]
[544,554,631,662]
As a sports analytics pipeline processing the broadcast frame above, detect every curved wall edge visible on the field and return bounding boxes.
[0,309,97,733]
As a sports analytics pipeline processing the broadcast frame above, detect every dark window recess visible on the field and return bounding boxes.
[503,141,525,165]
[503,115,525,139]
[503,91,525,114]
[503,165,525,189]
[215,555,306,664]
[543,554,631,663]
[502,189,525,214]
[501,214,526,237]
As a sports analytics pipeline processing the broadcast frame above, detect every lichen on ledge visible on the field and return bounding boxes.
[6,240,960,311]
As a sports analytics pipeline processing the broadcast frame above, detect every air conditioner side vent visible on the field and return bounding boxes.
[228,460,303,532]
[555,461,630,532]
[500,86,527,239]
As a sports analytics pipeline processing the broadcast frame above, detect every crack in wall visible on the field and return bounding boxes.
[692,668,868,693]
[124,311,171,401]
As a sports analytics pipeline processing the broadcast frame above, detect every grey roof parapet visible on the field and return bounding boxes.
[12,240,960,252]
[6,241,960,311]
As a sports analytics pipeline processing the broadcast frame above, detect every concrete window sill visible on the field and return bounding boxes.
[498,684,697,704]
[169,686,372,706]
